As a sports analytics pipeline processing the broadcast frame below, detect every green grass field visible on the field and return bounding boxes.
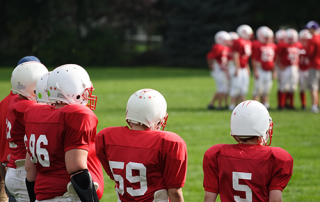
[1,67,320,201]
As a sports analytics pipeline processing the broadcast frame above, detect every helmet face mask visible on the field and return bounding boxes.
[230,100,273,146]
[126,89,168,131]
[83,87,97,110]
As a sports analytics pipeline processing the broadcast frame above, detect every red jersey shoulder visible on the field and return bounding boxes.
[269,146,293,162]
[156,130,186,144]
[10,97,36,112]
[61,104,98,130]
[204,143,227,157]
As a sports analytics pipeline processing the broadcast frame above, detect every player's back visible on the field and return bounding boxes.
[0,91,18,164]
[96,126,187,202]
[203,143,293,202]
[24,103,98,200]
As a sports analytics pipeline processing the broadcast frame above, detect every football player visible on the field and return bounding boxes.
[24,64,103,202]
[251,26,277,109]
[96,89,187,202]
[275,30,287,109]
[276,28,302,109]
[229,25,253,111]
[207,31,231,110]
[203,100,293,202]
[298,29,312,110]
[5,61,48,202]
[305,21,320,113]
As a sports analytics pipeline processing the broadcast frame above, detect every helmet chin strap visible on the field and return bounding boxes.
[20,90,36,101]
[55,82,75,104]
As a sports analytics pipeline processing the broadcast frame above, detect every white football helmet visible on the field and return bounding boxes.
[126,89,168,131]
[11,62,49,101]
[230,100,273,146]
[236,25,253,40]
[214,31,231,45]
[36,72,51,103]
[47,64,97,110]
[285,28,298,44]
[299,29,312,40]
[256,26,274,44]
[275,29,286,42]
[229,31,239,40]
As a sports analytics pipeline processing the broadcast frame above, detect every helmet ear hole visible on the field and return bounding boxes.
[76,95,81,99]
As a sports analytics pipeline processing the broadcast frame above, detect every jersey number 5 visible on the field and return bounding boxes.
[233,172,252,202]
[25,134,50,167]
[109,161,147,197]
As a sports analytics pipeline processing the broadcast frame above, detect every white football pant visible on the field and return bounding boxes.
[5,166,28,202]
[210,62,229,93]
[278,65,299,92]
[299,70,309,91]
[229,66,249,97]
[253,66,273,96]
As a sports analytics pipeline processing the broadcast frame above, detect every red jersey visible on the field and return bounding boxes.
[6,96,36,168]
[203,143,293,202]
[233,38,252,68]
[24,103,103,200]
[277,42,302,67]
[0,91,18,164]
[252,40,277,71]
[96,126,187,202]
[306,34,320,70]
[206,44,230,67]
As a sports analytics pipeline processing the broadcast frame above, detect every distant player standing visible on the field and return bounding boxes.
[229,25,253,110]
[305,21,320,113]
[252,26,277,109]
[276,28,301,109]
[24,64,102,202]
[203,100,293,202]
[298,29,312,110]
[5,61,48,202]
[275,30,287,109]
[96,89,187,202]
[207,31,231,110]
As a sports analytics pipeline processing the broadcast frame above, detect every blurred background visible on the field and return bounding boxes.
[0,0,319,68]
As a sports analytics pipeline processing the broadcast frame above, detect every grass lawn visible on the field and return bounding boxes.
[1,67,319,201]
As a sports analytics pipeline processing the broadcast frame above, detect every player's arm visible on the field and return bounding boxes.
[233,52,241,76]
[207,59,213,70]
[204,191,218,202]
[66,149,99,202]
[0,163,5,182]
[168,188,184,202]
[25,152,37,202]
[269,190,283,202]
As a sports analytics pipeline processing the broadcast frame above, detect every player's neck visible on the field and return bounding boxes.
[129,123,149,131]
[54,103,68,109]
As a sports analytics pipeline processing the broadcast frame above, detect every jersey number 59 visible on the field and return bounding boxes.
[109,161,147,197]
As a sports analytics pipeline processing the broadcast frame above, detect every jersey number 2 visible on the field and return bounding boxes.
[233,172,252,202]
[109,161,147,197]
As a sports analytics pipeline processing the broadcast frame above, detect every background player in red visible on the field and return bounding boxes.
[305,21,320,113]
[203,100,293,202]
[0,56,40,202]
[96,88,187,202]
[275,30,287,109]
[298,29,312,110]
[207,31,231,110]
[252,26,277,109]
[229,24,253,111]
[5,61,48,202]
[24,64,103,202]
[276,28,301,109]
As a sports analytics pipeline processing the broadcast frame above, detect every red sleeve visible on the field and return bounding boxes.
[63,105,98,152]
[161,133,187,189]
[251,41,260,60]
[203,146,220,193]
[268,148,293,191]
[95,129,113,181]
[306,38,315,58]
